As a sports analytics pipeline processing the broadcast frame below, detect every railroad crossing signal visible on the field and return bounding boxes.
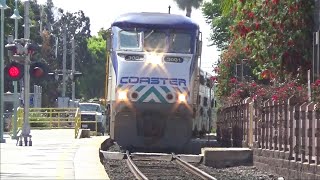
[29,62,48,80]
[5,61,48,82]
[4,62,24,81]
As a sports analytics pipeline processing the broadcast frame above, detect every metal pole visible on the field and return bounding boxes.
[62,24,66,97]
[241,60,244,82]
[22,0,31,140]
[71,38,75,103]
[12,16,18,139]
[313,32,315,82]
[0,5,6,143]
[316,30,320,79]
[308,70,311,102]
[11,0,21,139]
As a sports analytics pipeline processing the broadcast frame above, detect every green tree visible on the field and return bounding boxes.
[79,34,106,99]
[173,0,203,17]
[202,0,232,50]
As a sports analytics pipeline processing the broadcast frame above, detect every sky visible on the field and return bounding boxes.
[37,0,220,73]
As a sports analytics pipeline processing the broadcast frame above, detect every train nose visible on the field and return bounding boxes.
[138,111,165,139]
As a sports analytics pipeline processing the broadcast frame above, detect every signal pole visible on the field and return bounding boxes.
[0,0,8,143]
[21,0,31,145]
[62,25,67,97]
[71,38,75,102]
[10,0,22,139]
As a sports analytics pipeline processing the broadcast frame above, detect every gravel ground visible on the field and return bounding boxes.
[103,159,135,180]
[134,160,200,180]
[103,160,280,180]
[102,141,280,180]
[196,164,280,180]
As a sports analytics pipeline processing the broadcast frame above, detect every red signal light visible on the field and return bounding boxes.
[8,66,21,78]
[5,62,24,81]
[30,62,48,80]
[32,67,44,78]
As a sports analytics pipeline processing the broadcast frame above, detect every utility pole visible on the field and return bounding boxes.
[0,0,9,143]
[21,0,31,145]
[71,38,75,102]
[62,24,67,97]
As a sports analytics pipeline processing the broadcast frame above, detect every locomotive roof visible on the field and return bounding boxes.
[111,12,199,30]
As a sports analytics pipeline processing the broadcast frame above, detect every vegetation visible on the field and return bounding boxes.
[174,0,203,17]
[2,0,106,107]
[202,0,315,106]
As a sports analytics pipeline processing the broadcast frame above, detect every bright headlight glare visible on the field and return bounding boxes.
[178,94,186,102]
[146,54,162,65]
[118,91,127,100]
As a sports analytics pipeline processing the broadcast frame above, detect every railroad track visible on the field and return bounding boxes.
[125,151,217,180]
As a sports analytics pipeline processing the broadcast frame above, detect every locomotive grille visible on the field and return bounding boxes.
[137,111,165,138]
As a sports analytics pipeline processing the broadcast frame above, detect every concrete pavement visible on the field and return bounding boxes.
[0,129,109,180]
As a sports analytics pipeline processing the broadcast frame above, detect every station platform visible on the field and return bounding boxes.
[0,129,109,180]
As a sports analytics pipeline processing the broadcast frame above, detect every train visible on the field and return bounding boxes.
[105,12,216,152]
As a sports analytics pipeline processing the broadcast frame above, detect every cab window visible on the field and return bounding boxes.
[119,30,141,50]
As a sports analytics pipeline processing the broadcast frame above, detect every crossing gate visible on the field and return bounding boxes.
[12,108,97,138]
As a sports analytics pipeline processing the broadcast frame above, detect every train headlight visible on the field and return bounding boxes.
[178,94,186,103]
[146,54,162,65]
[118,91,127,101]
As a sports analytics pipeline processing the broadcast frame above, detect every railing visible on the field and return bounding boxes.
[12,108,99,138]
[217,96,320,179]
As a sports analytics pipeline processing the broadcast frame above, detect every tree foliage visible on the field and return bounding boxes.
[2,0,106,107]
[173,0,203,17]
[79,32,106,99]
[202,0,232,50]
[206,0,315,105]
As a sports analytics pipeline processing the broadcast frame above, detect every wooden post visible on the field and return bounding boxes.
[293,103,300,162]
[288,96,295,160]
[307,102,316,164]
[316,105,320,165]
[300,102,308,162]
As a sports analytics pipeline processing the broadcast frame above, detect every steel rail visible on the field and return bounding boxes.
[126,151,148,180]
[173,154,217,180]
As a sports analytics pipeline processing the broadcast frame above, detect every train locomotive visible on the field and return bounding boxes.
[106,12,215,152]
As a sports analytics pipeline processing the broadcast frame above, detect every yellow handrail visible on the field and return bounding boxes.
[12,107,100,138]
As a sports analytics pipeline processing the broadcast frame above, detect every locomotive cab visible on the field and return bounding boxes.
[107,12,202,152]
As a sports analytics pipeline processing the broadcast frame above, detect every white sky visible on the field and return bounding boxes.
[37,0,220,73]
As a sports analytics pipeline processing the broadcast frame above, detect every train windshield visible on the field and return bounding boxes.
[119,30,142,50]
[168,32,192,54]
[143,30,167,52]
[118,28,193,53]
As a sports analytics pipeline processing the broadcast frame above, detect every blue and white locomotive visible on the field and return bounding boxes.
[106,12,212,151]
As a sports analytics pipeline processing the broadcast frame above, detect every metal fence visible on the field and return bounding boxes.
[10,108,98,138]
[216,97,320,179]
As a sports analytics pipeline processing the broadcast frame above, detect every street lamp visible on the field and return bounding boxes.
[10,0,22,140]
[0,0,9,143]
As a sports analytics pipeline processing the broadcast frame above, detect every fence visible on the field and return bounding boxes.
[216,96,320,179]
[11,108,98,138]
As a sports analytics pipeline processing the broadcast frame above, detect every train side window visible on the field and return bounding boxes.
[199,75,205,85]
[203,97,208,107]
